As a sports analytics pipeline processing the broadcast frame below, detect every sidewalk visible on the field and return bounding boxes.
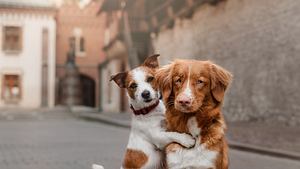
[72,106,300,161]
[0,106,73,121]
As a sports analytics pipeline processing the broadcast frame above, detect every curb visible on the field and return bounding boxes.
[72,109,300,161]
[228,140,300,161]
[75,111,131,128]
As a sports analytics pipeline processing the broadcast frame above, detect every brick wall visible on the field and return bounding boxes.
[56,1,106,107]
[153,0,300,125]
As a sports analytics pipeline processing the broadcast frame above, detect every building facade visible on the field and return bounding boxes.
[98,0,300,125]
[55,0,106,107]
[0,1,56,108]
[98,0,157,113]
[98,7,128,113]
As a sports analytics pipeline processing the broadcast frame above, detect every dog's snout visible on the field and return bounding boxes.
[178,96,191,106]
[141,90,151,99]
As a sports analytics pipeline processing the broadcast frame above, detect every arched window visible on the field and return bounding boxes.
[71,27,86,57]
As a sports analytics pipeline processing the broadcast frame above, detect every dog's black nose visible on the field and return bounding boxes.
[141,90,151,99]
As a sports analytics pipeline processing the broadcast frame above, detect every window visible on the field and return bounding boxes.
[71,28,85,57]
[79,37,85,53]
[70,36,86,57]
[2,74,21,102]
[2,26,22,53]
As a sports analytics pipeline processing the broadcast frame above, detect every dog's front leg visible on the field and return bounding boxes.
[165,143,188,169]
[150,131,195,150]
[166,144,203,169]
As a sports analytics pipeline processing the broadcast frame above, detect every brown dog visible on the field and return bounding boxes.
[156,59,232,169]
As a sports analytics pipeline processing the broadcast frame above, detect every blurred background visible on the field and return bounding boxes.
[0,0,299,169]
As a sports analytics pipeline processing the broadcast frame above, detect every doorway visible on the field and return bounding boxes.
[80,74,95,107]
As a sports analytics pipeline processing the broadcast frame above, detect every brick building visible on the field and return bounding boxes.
[56,0,106,107]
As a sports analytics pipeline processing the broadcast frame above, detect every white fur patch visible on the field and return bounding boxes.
[167,144,218,169]
[187,117,201,138]
[182,66,193,99]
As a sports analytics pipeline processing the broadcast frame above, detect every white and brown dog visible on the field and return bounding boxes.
[94,55,195,169]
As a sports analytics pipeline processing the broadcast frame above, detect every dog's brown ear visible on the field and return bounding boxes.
[142,54,160,69]
[110,72,128,88]
[209,62,232,102]
[155,63,173,103]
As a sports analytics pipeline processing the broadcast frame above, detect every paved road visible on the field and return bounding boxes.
[0,111,299,169]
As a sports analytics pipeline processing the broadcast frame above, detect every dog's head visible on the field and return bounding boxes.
[110,54,160,109]
[156,59,232,113]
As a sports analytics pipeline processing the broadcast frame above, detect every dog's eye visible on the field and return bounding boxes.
[175,78,181,84]
[147,76,154,82]
[197,80,204,84]
[129,83,137,89]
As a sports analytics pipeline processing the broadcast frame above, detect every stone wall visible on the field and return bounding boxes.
[153,0,300,125]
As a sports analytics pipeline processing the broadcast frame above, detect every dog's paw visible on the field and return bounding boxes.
[166,143,182,153]
[179,133,196,148]
[92,164,104,169]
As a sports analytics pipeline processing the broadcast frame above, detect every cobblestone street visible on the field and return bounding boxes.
[0,110,128,169]
[0,109,299,169]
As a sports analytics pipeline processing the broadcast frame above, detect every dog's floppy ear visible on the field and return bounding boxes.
[142,54,160,69]
[110,72,128,88]
[155,63,173,103]
[209,62,232,102]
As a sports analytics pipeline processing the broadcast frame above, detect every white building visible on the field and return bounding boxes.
[0,0,56,108]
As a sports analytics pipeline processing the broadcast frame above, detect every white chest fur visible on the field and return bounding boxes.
[187,117,201,138]
[125,101,166,169]
[167,117,219,169]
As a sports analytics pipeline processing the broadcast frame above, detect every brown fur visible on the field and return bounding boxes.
[122,149,148,169]
[156,59,232,169]
[110,54,160,100]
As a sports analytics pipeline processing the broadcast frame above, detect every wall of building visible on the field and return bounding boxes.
[0,11,56,108]
[101,59,124,112]
[153,0,300,125]
[56,1,106,107]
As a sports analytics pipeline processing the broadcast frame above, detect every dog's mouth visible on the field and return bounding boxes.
[144,98,153,103]
[175,104,199,113]
[177,107,193,113]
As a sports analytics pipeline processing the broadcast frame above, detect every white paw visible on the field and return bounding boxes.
[92,164,104,169]
[179,134,196,148]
